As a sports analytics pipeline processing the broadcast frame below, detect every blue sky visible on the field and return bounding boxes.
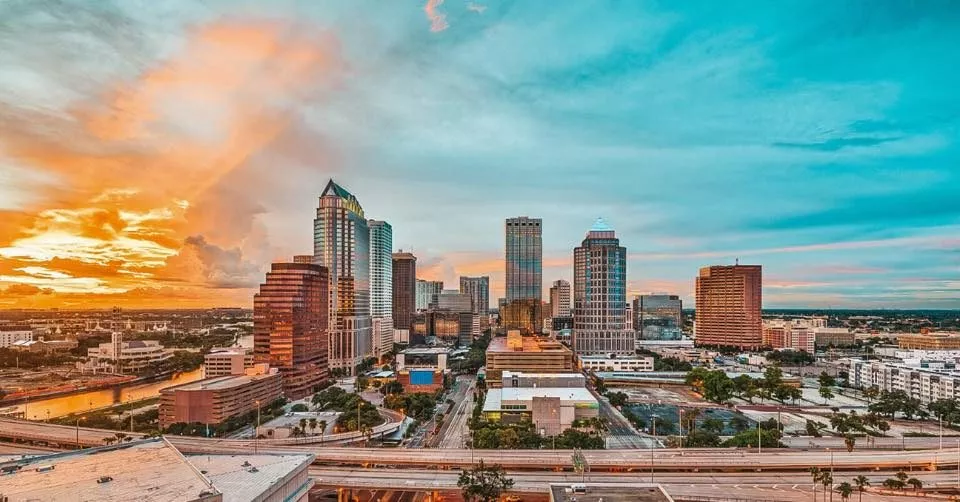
[0,0,957,309]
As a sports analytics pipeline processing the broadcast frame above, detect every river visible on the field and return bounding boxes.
[11,368,203,420]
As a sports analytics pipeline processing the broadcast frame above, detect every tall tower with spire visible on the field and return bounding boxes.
[313,179,372,375]
[572,218,633,356]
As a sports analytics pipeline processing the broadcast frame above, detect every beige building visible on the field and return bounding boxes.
[485,331,575,387]
[159,372,282,429]
[482,387,598,436]
[898,333,960,350]
[204,348,255,377]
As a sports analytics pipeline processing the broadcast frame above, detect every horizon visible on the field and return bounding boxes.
[1,1,958,310]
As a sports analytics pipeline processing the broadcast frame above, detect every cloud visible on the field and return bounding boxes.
[0,283,55,296]
[467,3,486,14]
[165,235,264,289]
[424,0,449,32]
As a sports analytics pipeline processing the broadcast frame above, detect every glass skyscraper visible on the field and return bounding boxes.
[313,179,371,375]
[369,220,393,360]
[634,294,683,340]
[504,216,542,333]
[572,218,633,356]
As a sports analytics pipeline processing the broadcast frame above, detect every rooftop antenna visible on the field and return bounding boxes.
[735,257,740,266]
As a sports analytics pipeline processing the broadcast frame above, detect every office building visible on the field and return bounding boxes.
[369,220,393,360]
[313,179,372,374]
[504,216,542,333]
[572,218,633,356]
[763,321,815,353]
[159,372,283,429]
[396,346,453,392]
[898,332,960,350]
[485,331,575,387]
[203,348,254,378]
[814,328,856,348]
[411,290,479,347]
[415,279,444,311]
[253,261,328,399]
[579,355,655,373]
[549,280,571,318]
[694,264,763,349]
[0,325,32,348]
[392,251,417,330]
[460,275,490,315]
[1,438,314,502]
[847,358,960,405]
[482,387,598,436]
[635,295,683,340]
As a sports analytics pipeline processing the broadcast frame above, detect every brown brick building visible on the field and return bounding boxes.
[694,265,763,349]
[159,372,283,429]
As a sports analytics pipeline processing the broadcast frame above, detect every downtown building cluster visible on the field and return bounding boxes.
[252,180,772,399]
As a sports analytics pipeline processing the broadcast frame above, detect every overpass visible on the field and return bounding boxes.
[0,409,404,449]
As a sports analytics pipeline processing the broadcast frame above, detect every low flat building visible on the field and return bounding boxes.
[0,438,313,502]
[501,370,585,389]
[396,346,451,372]
[482,387,599,436]
[204,348,255,377]
[549,483,674,502]
[485,331,575,388]
[159,372,282,429]
[898,332,960,350]
[87,339,170,372]
[579,355,654,373]
[397,368,445,393]
[8,338,78,353]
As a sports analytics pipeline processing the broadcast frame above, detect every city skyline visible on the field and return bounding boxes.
[0,1,958,310]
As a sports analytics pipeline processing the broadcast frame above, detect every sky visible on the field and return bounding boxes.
[0,0,957,310]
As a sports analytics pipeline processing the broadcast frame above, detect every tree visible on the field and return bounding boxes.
[907,478,922,492]
[355,376,369,392]
[457,460,514,502]
[308,418,318,435]
[380,380,404,396]
[820,472,833,501]
[114,432,127,443]
[103,436,116,446]
[318,420,327,441]
[882,478,905,490]
[853,475,870,502]
[729,415,750,433]
[702,370,735,404]
[806,420,824,437]
[290,403,309,412]
[299,418,308,434]
[701,417,725,435]
[809,467,823,502]
[732,374,755,402]
[836,482,853,502]
[606,391,628,408]
[862,386,879,403]
[843,434,856,452]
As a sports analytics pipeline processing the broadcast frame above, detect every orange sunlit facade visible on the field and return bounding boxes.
[694,265,763,350]
[253,261,329,399]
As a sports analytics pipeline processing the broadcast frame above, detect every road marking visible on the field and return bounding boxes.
[772,485,778,489]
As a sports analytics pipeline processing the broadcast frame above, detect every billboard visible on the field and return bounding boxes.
[409,369,435,386]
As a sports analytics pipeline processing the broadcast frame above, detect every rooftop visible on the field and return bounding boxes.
[483,387,597,411]
[400,346,453,355]
[0,439,314,502]
[487,336,571,354]
[161,373,277,393]
[549,483,674,502]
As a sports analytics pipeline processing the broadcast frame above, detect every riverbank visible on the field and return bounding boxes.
[0,370,189,407]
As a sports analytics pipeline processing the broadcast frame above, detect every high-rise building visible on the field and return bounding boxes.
[313,179,371,375]
[572,218,632,356]
[549,280,571,318]
[459,276,490,315]
[412,289,479,347]
[504,216,542,333]
[634,294,683,341]
[392,251,417,331]
[253,261,329,398]
[415,279,443,311]
[369,220,393,360]
[694,265,763,349]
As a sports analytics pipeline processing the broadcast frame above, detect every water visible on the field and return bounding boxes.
[624,404,755,435]
[236,334,253,349]
[11,368,203,420]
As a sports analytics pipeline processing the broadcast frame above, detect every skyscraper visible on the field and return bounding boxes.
[694,265,763,349]
[415,279,443,311]
[313,179,371,375]
[253,261,328,399]
[369,220,393,360]
[549,279,571,318]
[392,251,417,331]
[634,294,683,340]
[504,216,542,333]
[459,276,490,315]
[572,218,632,356]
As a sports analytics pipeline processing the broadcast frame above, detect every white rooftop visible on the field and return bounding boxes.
[483,387,597,412]
[188,453,313,502]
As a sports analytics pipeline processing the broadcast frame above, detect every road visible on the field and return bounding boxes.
[435,376,475,449]
[591,386,657,449]
[310,466,956,501]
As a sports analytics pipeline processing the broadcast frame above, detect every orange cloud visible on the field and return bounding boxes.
[0,17,345,307]
[424,0,449,32]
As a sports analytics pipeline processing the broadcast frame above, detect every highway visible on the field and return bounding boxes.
[310,466,958,501]
[435,376,475,449]
[592,387,657,449]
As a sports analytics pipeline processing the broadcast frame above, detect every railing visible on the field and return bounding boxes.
[674,496,770,502]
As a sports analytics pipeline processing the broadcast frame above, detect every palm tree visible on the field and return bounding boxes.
[809,467,823,502]
[907,478,922,492]
[821,472,834,502]
[836,482,853,502]
[844,435,856,452]
[318,420,327,443]
[103,436,116,446]
[114,432,127,443]
[308,418,318,435]
[853,475,870,502]
[291,426,302,438]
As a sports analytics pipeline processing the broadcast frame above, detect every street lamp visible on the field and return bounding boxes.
[678,408,684,449]
[76,417,84,449]
[254,400,261,455]
[757,421,762,454]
